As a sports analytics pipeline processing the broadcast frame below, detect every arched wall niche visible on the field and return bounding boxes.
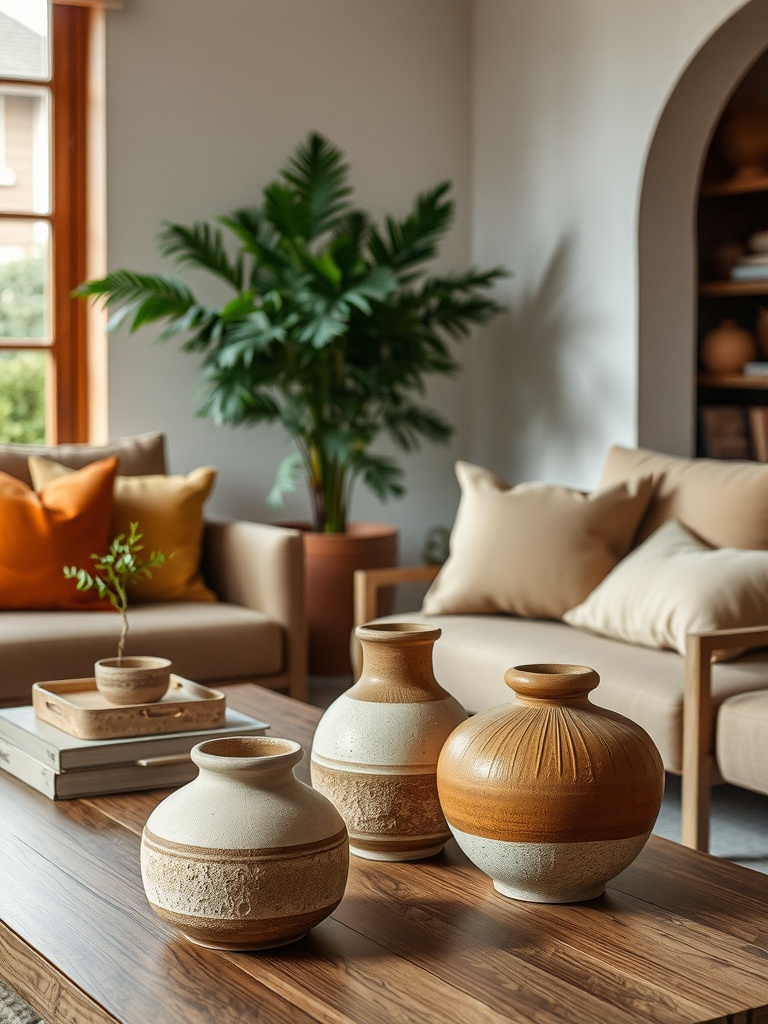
[638,0,768,455]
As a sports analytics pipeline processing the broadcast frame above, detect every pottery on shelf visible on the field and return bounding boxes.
[140,735,349,950]
[310,622,467,861]
[700,319,756,374]
[719,97,768,181]
[94,656,172,705]
[436,663,664,904]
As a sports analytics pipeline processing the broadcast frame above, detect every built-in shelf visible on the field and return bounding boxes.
[700,174,768,197]
[699,280,768,296]
[698,373,768,390]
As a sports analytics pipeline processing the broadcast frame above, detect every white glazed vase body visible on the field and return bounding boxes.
[140,736,349,950]
[310,622,467,861]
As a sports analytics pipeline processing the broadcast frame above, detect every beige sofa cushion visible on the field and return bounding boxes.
[0,431,167,487]
[0,602,283,705]
[422,461,654,620]
[717,690,768,794]
[564,519,768,655]
[600,444,768,548]
[371,611,768,773]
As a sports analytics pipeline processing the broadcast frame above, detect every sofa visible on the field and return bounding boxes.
[355,446,768,853]
[0,432,307,706]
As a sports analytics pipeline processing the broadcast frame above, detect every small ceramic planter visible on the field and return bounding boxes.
[141,735,349,950]
[310,622,467,861]
[95,656,172,705]
[437,663,664,903]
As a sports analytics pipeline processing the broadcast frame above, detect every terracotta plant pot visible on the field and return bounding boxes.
[94,656,172,705]
[310,622,467,860]
[289,522,399,676]
[140,735,349,950]
[436,663,664,903]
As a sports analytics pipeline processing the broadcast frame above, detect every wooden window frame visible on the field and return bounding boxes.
[0,2,104,443]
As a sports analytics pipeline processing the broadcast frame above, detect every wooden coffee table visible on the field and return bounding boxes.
[1,684,767,1024]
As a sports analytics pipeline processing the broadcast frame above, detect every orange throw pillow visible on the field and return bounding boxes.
[0,456,117,610]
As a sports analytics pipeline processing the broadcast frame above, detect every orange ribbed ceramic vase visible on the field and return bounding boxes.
[436,663,664,903]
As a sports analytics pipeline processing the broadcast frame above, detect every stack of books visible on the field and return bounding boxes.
[731,254,768,281]
[0,704,268,799]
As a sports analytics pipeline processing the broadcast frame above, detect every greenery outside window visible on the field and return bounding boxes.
[0,0,104,444]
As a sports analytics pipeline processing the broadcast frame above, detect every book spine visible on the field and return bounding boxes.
[0,738,56,798]
[0,720,60,769]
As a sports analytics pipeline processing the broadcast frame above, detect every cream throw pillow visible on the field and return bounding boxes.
[421,462,655,620]
[563,518,768,655]
[29,457,217,604]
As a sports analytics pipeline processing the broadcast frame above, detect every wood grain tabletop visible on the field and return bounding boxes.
[0,684,766,1024]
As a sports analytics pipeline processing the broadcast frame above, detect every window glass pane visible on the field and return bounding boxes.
[0,349,47,443]
[0,1,49,81]
[0,87,50,213]
[0,218,49,339]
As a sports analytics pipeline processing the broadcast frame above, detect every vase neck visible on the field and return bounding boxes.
[351,623,445,703]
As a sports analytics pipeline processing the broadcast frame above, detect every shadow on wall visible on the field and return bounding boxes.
[472,235,624,487]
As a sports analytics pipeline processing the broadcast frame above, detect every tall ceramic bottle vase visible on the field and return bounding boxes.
[140,736,349,950]
[310,622,467,861]
[437,663,664,903]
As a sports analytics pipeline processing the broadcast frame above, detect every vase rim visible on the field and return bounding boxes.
[192,735,304,771]
[504,663,600,700]
[356,621,442,643]
[96,656,172,670]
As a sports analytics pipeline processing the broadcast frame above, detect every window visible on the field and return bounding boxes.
[0,0,103,444]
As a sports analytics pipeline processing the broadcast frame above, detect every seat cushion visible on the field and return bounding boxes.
[0,602,283,705]
[717,690,768,795]
[368,612,768,773]
[0,431,166,487]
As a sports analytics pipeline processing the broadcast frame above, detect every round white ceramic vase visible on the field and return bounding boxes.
[310,622,468,861]
[140,735,349,950]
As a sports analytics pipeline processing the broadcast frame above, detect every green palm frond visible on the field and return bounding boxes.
[158,222,243,289]
[281,131,353,239]
[73,131,508,532]
[368,183,454,280]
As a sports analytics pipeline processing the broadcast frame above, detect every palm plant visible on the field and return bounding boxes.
[76,133,507,533]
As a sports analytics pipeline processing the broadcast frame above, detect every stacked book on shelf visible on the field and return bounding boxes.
[731,254,768,281]
[0,679,268,799]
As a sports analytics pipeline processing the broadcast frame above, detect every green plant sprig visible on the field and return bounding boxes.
[63,522,168,663]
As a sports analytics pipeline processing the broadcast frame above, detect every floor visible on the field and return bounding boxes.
[308,675,768,875]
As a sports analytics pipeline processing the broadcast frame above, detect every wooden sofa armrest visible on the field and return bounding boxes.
[202,518,307,702]
[353,564,440,628]
[683,624,768,852]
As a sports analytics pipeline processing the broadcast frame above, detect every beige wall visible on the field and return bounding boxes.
[104,0,472,562]
[470,0,754,490]
[104,0,760,561]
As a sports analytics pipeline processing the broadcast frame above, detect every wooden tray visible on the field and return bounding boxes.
[32,675,226,740]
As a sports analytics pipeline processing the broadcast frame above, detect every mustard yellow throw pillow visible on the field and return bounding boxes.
[0,456,117,610]
[421,461,654,620]
[564,518,768,655]
[29,457,217,603]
